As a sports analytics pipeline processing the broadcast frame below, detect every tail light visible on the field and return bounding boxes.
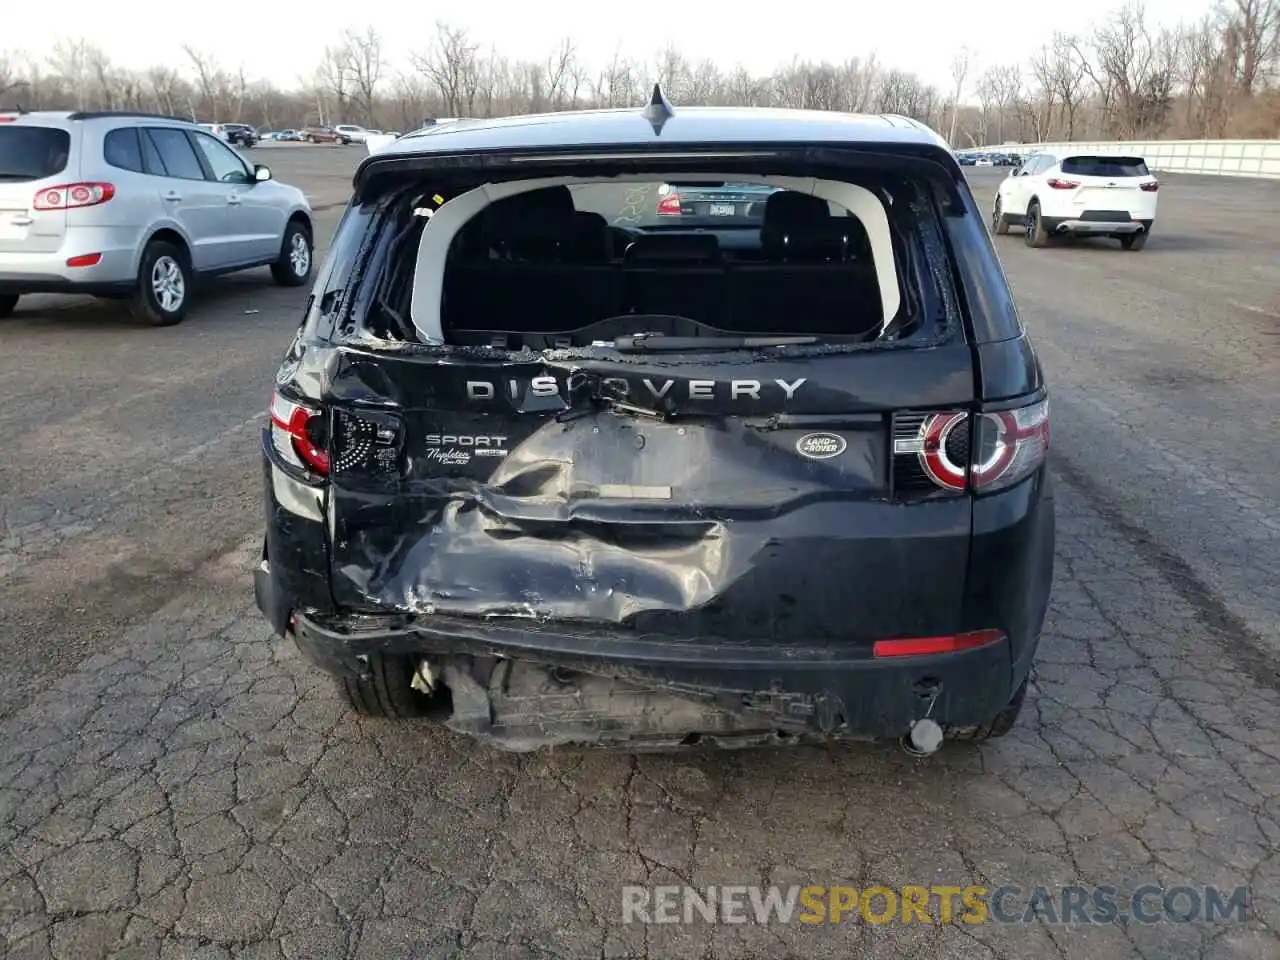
[1045,178,1079,190]
[893,397,1050,495]
[269,390,329,476]
[1140,181,1159,192]
[656,192,682,216]
[33,183,115,211]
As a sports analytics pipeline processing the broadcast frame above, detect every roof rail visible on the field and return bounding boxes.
[65,110,192,123]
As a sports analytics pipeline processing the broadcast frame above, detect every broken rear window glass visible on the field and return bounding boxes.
[351,169,957,352]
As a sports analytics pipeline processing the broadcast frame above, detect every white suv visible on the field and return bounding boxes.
[992,151,1159,250]
[0,110,314,325]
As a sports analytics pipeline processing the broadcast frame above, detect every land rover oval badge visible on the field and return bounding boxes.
[796,432,847,460]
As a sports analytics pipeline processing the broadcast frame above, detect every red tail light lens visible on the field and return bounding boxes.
[970,398,1050,491]
[873,629,1003,658]
[1140,181,1159,192]
[919,411,969,491]
[1045,178,1079,190]
[33,182,115,210]
[656,192,682,216]
[269,391,329,476]
[895,397,1050,495]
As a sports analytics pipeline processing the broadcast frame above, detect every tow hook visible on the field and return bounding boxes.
[901,678,944,758]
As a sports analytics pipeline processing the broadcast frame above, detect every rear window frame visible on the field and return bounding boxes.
[329,153,969,358]
[0,125,72,182]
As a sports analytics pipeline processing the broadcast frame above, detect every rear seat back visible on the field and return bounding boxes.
[444,187,616,331]
[621,234,727,324]
[731,190,882,336]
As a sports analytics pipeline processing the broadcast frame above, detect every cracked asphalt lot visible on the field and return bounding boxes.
[1,156,1279,959]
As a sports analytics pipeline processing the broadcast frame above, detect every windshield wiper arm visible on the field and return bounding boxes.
[610,333,818,353]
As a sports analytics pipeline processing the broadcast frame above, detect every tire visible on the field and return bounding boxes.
[992,197,1009,235]
[0,294,18,318]
[948,678,1029,742]
[1120,232,1148,251]
[130,241,192,326]
[271,220,313,287]
[1024,201,1049,248]
[339,654,434,718]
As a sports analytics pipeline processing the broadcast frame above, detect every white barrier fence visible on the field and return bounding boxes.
[974,139,1280,180]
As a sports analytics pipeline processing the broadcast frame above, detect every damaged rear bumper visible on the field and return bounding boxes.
[286,608,1022,745]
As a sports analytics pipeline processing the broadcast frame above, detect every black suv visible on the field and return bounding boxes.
[221,123,258,147]
[254,91,1055,754]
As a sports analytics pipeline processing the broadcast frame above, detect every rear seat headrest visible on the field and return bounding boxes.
[761,190,867,260]
[623,233,721,263]
[482,186,576,255]
[762,191,831,233]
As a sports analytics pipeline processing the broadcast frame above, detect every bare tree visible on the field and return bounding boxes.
[652,45,690,101]
[724,65,767,106]
[1225,0,1280,94]
[344,26,385,125]
[1048,33,1088,138]
[85,45,117,111]
[182,45,223,120]
[1027,46,1057,140]
[948,47,972,143]
[543,38,581,110]
[48,39,91,109]
[146,66,183,117]
[5,12,1278,141]
[411,22,479,116]
[315,44,351,124]
[592,48,640,108]
[1,50,31,103]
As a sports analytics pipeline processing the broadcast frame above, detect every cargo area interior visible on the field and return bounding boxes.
[362,175,917,348]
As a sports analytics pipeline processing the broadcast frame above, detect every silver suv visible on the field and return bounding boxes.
[0,110,313,326]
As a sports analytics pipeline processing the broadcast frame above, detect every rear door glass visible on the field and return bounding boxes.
[0,127,71,181]
[144,128,206,181]
[1061,156,1150,177]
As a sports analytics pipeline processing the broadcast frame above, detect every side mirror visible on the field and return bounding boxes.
[1009,167,1021,177]
[253,164,272,183]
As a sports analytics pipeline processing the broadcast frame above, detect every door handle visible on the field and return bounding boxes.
[163,191,182,202]
[227,195,242,206]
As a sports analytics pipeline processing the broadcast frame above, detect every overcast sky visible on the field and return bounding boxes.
[12,0,1219,95]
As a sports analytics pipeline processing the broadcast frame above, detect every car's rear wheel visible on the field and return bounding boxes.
[1120,232,1148,251]
[271,220,313,286]
[339,654,437,718]
[0,294,18,319]
[131,241,192,326]
[948,677,1029,742]
[1024,202,1049,248]
[992,198,1009,235]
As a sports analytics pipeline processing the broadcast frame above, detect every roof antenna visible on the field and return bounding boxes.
[642,82,675,134]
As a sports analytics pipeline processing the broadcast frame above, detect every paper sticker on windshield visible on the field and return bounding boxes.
[795,433,847,460]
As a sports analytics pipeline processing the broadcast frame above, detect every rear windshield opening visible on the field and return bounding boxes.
[0,126,72,181]
[1060,156,1150,178]
[357,169,954,351]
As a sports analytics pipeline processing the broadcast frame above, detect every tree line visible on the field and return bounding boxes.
[1,1,1276,144]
